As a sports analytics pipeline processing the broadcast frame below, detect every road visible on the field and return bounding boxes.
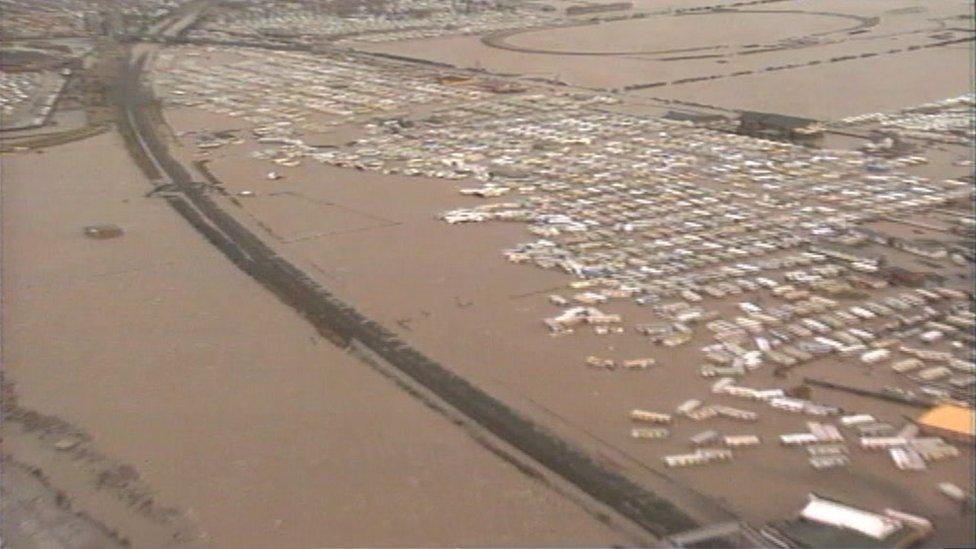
[111,10,723,542]
[144,0,214,39]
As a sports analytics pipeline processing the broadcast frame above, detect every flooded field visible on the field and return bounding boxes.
[194,137,975,546]
[0,132,633,547]
[503,11,858,54]
[644,45,974,119]
[357,0,973,120]
[4,0,973,546]
[132,0,976,529]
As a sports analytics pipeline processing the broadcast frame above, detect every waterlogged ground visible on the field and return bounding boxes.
[0,132,632,547]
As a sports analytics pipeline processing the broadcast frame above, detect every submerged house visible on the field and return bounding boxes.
[738,111,824,142]
[663,110,730,128]
[761,494,932,547]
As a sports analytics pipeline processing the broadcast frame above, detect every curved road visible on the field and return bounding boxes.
[113,24,727,545]
[481,9,878,57]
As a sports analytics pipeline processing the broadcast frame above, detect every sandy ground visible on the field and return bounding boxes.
[0,132,632,547]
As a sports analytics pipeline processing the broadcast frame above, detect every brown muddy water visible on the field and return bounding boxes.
[179,90,975,546]
[1,132,631,547]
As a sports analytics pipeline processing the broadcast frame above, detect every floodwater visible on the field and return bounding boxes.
[643,45,974,119]
[505,11,856,54]
[357,0,973,120]
[4,0,974,545]
[0,132,632,547]
[186,109,975,546]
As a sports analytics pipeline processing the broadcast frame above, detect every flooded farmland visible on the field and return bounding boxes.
[2,0,974,546]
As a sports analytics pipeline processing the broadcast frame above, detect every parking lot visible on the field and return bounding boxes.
[152,32,975,541]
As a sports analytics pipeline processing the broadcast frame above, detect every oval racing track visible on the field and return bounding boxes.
[481,9,878,57]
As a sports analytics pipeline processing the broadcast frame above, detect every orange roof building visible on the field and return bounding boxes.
[916,404,975,443]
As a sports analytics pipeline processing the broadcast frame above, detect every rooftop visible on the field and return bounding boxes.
[916,404,975,441]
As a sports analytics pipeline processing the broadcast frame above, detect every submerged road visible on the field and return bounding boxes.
[114,25,716,540]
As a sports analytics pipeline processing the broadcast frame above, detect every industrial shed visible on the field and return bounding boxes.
[916,404,975,443]
[737,111,824,142]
